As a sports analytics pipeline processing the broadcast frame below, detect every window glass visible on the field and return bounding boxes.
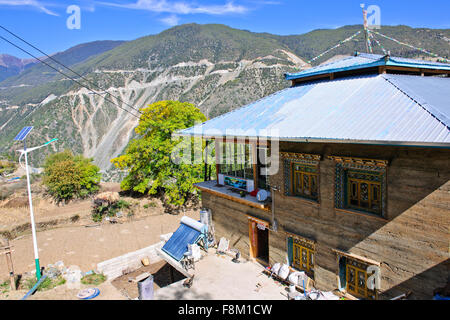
[292,163,319,201]
[345,169,382,215]
[219,142,253,181]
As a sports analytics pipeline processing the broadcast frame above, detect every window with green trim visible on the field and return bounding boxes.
[333,161,387,218]
[344,258,378,300]
[287,236,315,278]
[292,163,319,201]
[345,169,382,215]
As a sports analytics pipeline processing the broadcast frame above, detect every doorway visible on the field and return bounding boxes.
[248,218,269,265]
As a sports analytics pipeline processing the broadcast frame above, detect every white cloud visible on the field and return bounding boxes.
[0,0,59,16]
[97,0,248,15]
[160,14,179,26]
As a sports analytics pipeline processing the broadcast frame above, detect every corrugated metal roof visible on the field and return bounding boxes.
[178,74,450,146]
[382,74,450,128]
[285,53,450,80]
[162,223,201,261]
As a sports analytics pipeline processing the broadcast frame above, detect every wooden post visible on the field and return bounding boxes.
[204,141,209,182]
[252,142,258,191]
[215,139,221,182]
[1,240,16,290]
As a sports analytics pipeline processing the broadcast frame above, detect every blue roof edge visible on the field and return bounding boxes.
[285,59,385,80]
[387,58,450,71]
[285,55,450,81]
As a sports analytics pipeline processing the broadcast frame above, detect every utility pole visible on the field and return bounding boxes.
[23,139,41,280]
[14,126,58,281]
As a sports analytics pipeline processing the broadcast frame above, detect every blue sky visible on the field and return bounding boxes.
[1,0,449,58]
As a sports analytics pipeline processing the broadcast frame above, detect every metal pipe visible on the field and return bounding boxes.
[270,186,279,232]
[21,275,47,300]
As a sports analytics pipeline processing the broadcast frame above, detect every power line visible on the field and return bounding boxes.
[371,30,449,63]
[0,35,142,119]
[0,25,143,116]
[299,30,363,68]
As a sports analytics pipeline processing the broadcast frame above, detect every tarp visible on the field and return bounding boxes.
[161,218,204,261]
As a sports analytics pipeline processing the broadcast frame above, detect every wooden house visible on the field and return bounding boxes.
[177,53,450,300]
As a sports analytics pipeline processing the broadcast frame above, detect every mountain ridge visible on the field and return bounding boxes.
[0,23,448,172]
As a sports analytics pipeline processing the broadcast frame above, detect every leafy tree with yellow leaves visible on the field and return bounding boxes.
[111,100,207,207]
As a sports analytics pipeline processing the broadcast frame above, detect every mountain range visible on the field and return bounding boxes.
[0,23,448,173]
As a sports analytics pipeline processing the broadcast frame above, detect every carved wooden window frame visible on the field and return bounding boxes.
[329,156,388,218]
[282,152,321,203]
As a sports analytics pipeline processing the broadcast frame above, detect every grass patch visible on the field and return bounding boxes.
[81,273,106,286]
[1,281,10,293]
[143,202,157,209]
[22,276,66,292]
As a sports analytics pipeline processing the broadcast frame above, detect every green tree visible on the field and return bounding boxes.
[111,100,207,207]
[43,150,101,202]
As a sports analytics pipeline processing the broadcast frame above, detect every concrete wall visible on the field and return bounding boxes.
[202,142,450,299]
[97,241,164,280]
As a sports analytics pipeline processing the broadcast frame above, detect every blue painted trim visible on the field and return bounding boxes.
[285,60,386,80]
[285,56,450,81]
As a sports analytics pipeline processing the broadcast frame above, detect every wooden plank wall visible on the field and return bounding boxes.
[202,142,450,299]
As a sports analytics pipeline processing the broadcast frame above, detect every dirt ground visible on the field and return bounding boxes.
[0,208,199,280]
[0,178,202,300]
[0,181,167,233]
[111,261,186,299]
[1,279,127,300]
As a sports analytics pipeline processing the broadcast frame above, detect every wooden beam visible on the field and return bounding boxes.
[386,66,450,75]
[1,241,16,290]
[332,248,381,267]
[215,140,221,182]
[195,185,270,211]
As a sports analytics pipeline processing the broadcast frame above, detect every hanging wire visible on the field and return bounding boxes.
[0,25,143,116]
[299,30,363,69]
[0,35,142,119]
[371,30,449,63]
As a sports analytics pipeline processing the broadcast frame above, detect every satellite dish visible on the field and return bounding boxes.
[257,189,269,202]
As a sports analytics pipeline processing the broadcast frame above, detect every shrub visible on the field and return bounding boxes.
[43,150,101,202]
[0,160,16,176]
[91,199,131,222]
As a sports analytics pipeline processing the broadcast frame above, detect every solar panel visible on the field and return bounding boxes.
[13,126,33,141]
[161,223,202,261]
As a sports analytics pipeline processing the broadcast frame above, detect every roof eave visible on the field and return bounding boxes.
[174,132,450,148]
[285,60,386,81]
[386,60,450,71]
